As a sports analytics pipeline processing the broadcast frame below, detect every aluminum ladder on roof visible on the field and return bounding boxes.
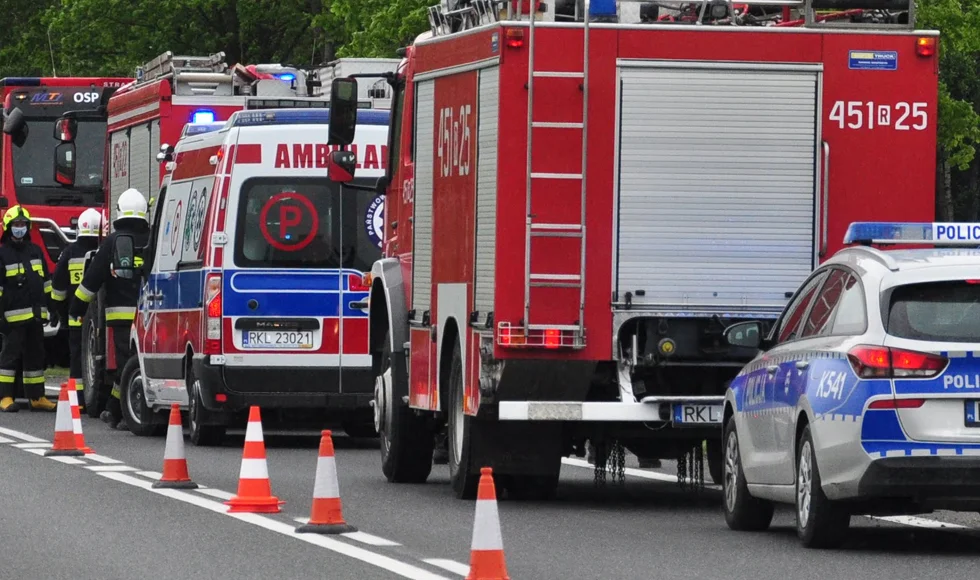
[521,0,589,343]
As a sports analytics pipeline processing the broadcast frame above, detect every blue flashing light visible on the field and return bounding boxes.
[0,77,41,87]
[191,109,216,124]
[185,122,226,136]
[590,0,618,17]
[275,73,296,82]
[844,222,980,246]
[231,108,390,128]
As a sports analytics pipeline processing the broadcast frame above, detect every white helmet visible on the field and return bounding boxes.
[76,208,103,237]
[116,188,148,223]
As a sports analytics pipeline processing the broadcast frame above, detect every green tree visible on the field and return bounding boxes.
[326,0,437,58]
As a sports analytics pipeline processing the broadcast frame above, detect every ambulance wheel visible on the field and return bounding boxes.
[120,356,163,437]
[447,339,479,500]
[81,316,105,419]
[188,371,225,447]
[376,329,433,483]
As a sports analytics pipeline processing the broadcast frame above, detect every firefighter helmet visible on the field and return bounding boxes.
[116,188,148,223]
[2,205,31,230]
[77,208,103,237]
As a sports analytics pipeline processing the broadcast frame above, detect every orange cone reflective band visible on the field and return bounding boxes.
[466,467,509,580]
[153,404,198,489]
[66,379,92,454]
[45,384,84,457]
[297,430,356,534]
[225,406,283,513]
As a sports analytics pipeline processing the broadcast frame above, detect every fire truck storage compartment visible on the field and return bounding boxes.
[412,80,435,316]
[474,66,499,326]
[110,120,162,222]
[614,62,820,311]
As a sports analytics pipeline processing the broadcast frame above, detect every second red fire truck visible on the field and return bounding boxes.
[350,0,940,498]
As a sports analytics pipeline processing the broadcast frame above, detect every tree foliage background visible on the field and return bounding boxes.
[1,0,979,217]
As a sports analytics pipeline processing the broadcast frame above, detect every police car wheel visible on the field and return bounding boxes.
[796,424,849,548]
[376,329,433,483]
[119,356,161,437]
[723,415,774,531]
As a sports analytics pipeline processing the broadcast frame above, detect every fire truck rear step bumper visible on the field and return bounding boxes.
[498,396,725,422]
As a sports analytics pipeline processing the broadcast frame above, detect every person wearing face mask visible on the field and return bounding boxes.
[0,205,57,413]
[51,207,103,412]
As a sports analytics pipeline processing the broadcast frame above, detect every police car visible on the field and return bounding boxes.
[720,222,980,549]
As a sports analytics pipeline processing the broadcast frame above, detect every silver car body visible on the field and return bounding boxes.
[726,242,980,510]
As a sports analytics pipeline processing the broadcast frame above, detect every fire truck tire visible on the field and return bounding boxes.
[81,315,106,419]
[447,339,480,500]
[188,369,226,447]
[376,330,433,483]
[119,355,165,437]
[707,437,724,486]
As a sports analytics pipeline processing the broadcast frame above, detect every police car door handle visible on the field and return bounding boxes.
[349,301,369,310]
[795,360,809,370]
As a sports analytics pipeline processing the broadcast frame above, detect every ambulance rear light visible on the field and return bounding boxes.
[505,29,524,48]
[204,273,222,355]
[191,109,216,124]
[844,222,980,247]
[497,322,585,350]
[916,37,937,57]
[847,345,948,379]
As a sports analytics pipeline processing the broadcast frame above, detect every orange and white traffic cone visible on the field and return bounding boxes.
[225,406,283,513]
[153,404,198,489]
[45,383,84,457]
[296,430,356,534]
[465,467,509,580]
[66,378,92,454]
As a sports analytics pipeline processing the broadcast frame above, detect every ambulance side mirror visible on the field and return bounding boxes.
[54,143,76,187]
[328,77,358,146]
[328,150,356,183]
[111,234,137,280]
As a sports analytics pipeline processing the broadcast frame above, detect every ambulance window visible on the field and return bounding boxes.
[887,281,980,342]
[234,177,380,271]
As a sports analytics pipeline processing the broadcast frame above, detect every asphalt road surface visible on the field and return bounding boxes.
[2,394,979,580]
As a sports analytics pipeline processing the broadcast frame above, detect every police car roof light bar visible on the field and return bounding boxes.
[844,222,980,247]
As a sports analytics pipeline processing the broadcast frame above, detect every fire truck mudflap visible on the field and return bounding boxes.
[368,0,938,499]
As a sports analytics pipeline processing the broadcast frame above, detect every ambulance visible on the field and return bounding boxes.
[124,103,390,444]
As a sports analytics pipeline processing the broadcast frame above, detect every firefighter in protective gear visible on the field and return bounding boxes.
[70,189,150,429]
[51,208,103,412]
[0,206,57,412]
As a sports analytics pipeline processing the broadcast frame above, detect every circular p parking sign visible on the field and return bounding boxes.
[258,192,319,252]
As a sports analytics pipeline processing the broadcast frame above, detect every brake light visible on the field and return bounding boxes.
[916,37,937,57]
[204,273,222,355]
[505,29,524,49]
[496,322,584,349]
[847,345,947,379]
[869,398,926,409]
[966,280,980,284]
[348,273,370,292]
[544,328,560,349]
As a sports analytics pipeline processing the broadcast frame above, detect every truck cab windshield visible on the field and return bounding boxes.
[11,118,106,205]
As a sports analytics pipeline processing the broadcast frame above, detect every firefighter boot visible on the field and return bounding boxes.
[29,397,56,412]
[101,397,126,430]
[0,397,18,413]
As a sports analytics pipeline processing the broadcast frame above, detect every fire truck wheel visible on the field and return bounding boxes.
[376,330,433,483]
[188,370,226,447]
[119,356,165,437]
[447,338,479,500]
[81,315,105,419]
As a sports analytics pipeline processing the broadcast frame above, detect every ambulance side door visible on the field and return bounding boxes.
[147,180,191,379]
[139,185,168,379]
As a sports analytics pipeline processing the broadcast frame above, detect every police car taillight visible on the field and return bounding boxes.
[204,273,222,355]
[847,345,948,379]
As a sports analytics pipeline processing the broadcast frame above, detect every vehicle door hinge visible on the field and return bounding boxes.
[211,232,228,246]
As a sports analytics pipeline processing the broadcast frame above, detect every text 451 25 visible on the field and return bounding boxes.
[828,101,928,131]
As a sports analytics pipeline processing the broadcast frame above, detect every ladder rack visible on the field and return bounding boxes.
[136,52,228,84]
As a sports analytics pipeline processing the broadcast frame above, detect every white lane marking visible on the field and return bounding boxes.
[291,520,401,547]
[48,456,87,465]
[871,515,969,529]
[196,488,235,501]
[12,442,52,449]
[97,472,451,580]
[86,465,140,472]
[136,471,162,480]
[86,453,123,465]
[561,457,722,489]
[0,427,46,442]
[23,448,50,457]
[0,435,15,444]
[423,559,470,577]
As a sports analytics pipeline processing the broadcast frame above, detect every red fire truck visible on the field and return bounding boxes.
[70,52,314,417]
[359,0,939,498]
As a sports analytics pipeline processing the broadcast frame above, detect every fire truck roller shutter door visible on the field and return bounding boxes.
[614,63,820,311]
[150,120,162,200]
[109,130,131,227]
[129,124,152,210]
[473,66,499,328]
[412,80,435,317]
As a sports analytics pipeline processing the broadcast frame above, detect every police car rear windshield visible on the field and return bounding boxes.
[887,281,980,342]
[234,177,383,271]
